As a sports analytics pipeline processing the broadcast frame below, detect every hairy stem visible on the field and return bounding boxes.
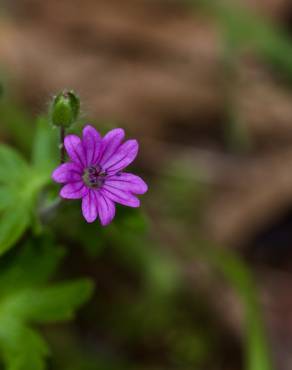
[60,127,66,164]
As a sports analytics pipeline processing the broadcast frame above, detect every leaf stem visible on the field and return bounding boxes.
[60,127,66,164]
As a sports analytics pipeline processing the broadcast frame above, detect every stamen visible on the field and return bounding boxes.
[83,165,107,188]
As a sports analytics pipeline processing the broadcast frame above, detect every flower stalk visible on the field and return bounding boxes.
[50,89,80,163]
[60,126,66,164]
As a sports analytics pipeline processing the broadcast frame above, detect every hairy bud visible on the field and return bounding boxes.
[50,90,80,128]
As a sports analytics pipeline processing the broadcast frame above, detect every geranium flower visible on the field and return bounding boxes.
[52,125,148,225]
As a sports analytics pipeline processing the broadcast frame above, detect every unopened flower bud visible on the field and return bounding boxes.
[50,90,80,128]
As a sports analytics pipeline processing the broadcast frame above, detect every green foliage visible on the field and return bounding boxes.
[191,0,292,80]
[0,145,46,253]
[193,241,274,370]
[0,84,276,370]
[0,98,34,155]
[0,117,58,254]
[156,157,274,369]
[0,240,93,370]
[0,107,93,370]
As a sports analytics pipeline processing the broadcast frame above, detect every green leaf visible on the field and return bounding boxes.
[192,241,274,370]
[0,113,59,254]
[0,204,30,255]
[0,99,34,155]
[0,187,14,212]
[0,237,64,296]
[0,323,49,370]
[192,0,292,80]
[0,145,29,184]
[3,280,94,323]
[0,241,94,370]
[0,143,50,254]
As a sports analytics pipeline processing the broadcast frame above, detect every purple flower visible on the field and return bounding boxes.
[52,125,148,225]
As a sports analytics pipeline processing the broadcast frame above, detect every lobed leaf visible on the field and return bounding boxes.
[0,322,49,370]
[0,242,94,370]
[0,142,51,254]
[0,239,65,297]
[2,279,94,323]
[0,145,29,185]
[0,205,30,255]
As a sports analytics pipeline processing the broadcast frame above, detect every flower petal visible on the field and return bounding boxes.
[101,185,140,208]
[95,191,116,226]
[64,134,86,167]
[105,173,148,194]
[103,140,138,173]
[99,128,125,165]
[82,125,101,166]
[82,190,98,223]
[60,181,88,199]
[52,163,82,183]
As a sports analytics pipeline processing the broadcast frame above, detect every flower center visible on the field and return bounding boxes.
[82,165,107,188]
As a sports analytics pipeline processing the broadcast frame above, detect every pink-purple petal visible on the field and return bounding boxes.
[101,185,140,208]
[52,163,82,183]
[82,190,98,223]
[95,191,116,226]
[105,173,148,194]
[60,181,88,199]
[64,135,86,167]
[82,125,101,166]
[99,128,125,165]
[103,139,138,173]
[52,126,147,224]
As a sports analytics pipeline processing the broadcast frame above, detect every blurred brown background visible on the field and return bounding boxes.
[2,0,292,369]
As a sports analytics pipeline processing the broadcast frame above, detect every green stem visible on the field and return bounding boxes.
[60,127,66,164]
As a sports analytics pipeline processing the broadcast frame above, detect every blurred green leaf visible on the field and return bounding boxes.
[4,280,94,323]
[0,187,15,212]
[0,99,34,155]
[0,205,31,256]
[191,0,292,79]
[0,237,64,296]
[0,107,61,252]
[0,145,31,253]
[0,145,30,184]
[194,241,274,370]
[0,323,49,370]
[0,240,94,370]
[0,131,54,253]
